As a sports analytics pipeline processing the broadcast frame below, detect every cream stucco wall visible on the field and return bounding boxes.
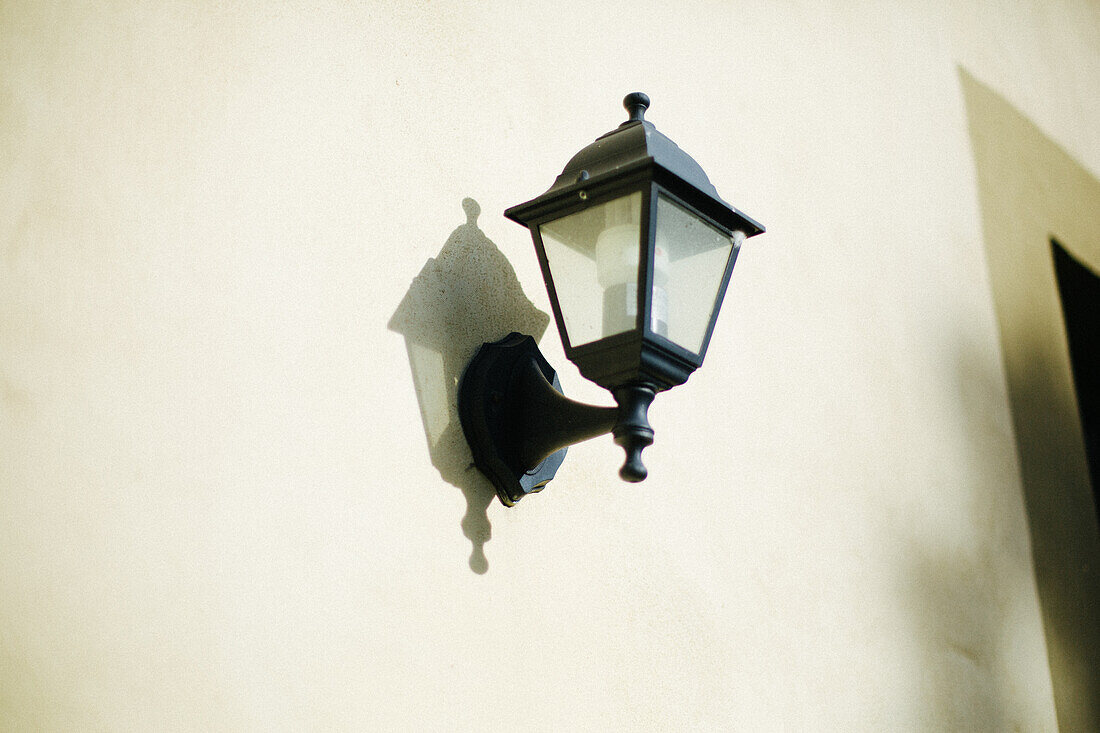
[2,1,1099,730]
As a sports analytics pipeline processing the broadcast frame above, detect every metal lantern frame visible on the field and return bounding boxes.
[507,151,763,390]
[459,93,765,506]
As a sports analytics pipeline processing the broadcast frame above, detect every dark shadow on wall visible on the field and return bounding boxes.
[994,334,1100,727]
[388,198,550,574]
[960,67,1100,730]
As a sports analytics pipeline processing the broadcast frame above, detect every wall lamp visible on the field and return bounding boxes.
[459,93,764,506]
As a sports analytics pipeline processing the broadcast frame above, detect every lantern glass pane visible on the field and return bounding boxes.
[539,191,643,347]
[653,194,735,354]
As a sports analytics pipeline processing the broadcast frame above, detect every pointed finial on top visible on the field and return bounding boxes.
[623,92,650,123]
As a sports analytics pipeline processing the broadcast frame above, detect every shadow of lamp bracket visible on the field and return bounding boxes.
[459,93,765,506]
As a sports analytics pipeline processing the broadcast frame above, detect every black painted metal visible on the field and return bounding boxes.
[458,333,617,505]
[505,93,764,238]
[611,383,655,482]
[464,94,767,501]
[505,93,765,394]
[623,92,649,123]
[458,333,665,505]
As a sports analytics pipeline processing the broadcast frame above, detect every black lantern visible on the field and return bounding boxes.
[459,93,764,506]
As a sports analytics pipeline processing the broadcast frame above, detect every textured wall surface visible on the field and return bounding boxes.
[2,1,1099,730]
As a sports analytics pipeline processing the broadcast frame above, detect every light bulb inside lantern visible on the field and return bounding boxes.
[594,198,669,338]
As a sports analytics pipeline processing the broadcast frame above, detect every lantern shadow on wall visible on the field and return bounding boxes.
[388,198,550,574]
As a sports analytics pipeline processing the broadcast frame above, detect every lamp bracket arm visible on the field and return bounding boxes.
[458,332,659,505]
[513,356,618,469]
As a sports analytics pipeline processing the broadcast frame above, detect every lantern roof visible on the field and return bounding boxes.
[506,93,764,237]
